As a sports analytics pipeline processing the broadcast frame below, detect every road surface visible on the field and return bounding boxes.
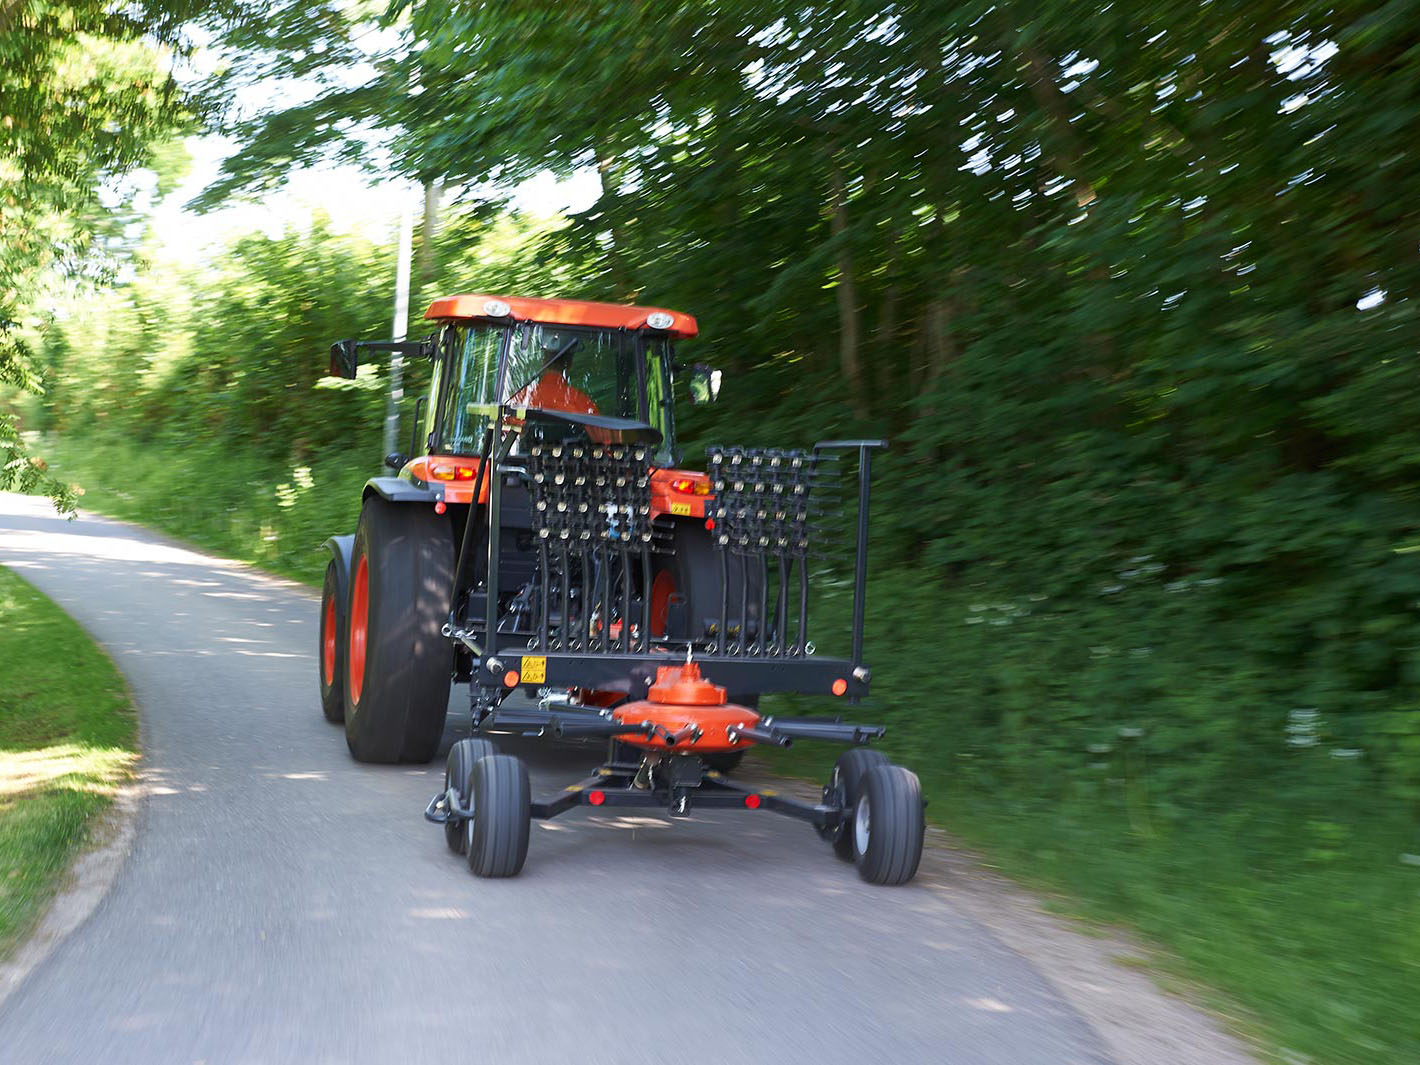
[0,493,1115,1064]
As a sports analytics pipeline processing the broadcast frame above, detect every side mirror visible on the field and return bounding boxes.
[329,339,358,379]
[384,452,407,471]
[689,363,722,405]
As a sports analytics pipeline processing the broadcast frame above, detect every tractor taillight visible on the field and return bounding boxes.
[430,464,455,480]
[670,478,711,496]
[455,467,476,480]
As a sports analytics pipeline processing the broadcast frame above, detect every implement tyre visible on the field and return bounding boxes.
[445,737,498,854]
[344,497,455,764]
[466,754,531,878]
[851,764,925,886]
[318,560,346,723]
[824,747,889,859]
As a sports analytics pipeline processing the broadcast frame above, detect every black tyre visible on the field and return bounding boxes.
[444,738,499,854]
[343,497,455,764]
[466,754,532,878]
[823,747,890,859]
[650,521,762,646]
[318,560,346,723]
[851,765,925,886]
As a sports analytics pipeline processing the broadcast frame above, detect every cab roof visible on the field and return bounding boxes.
[424,294,698,338]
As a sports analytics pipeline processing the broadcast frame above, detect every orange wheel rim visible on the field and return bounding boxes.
[649,571,674,637]
[349,554,369,705]
[321,588,337,685]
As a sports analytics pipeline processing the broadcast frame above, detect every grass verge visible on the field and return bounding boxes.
[0,565,138,957]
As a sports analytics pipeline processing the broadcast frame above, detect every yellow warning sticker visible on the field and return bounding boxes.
[669,502,692,516]
[521,655,547,684]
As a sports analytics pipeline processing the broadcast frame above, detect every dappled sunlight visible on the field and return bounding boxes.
[0,743,136,799]
[0,528,236,569]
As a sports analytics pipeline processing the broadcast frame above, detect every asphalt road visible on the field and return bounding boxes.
[0,493,1111,1065]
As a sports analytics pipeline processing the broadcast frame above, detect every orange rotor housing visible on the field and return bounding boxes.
[613,662,758,752]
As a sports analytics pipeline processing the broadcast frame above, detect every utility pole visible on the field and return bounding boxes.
[383,201,415,460]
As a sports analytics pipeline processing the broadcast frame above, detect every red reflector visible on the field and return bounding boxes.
[744,794,761,809]
[503,670,520,688]
[832,678,848,696]
[588,790,606,806]
[705,518,715,531]
[434,500,447,515]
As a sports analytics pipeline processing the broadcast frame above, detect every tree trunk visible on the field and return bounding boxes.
[416,178,443,292]
[595,151,637,301]
[829,167,867,420]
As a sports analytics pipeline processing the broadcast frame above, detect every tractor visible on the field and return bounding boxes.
[317,294,924,884]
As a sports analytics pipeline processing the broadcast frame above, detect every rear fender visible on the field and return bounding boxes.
[363,476,442,504]
[323,534,356,612]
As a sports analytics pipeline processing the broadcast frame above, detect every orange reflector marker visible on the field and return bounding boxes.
[832,678,848,696]
[503,670,520,688]
[588,790,606,806]
[744,794,762,809]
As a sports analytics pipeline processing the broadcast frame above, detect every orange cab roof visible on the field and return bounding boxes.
[424,294,697,338]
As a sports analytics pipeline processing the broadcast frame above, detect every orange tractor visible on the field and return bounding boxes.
[318,294,924,884]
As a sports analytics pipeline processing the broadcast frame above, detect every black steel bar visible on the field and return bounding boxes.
[537,537,550,650]
[483,429,514,663]
[810,440,887,670]
[775,553,789,655]
[639,546,651,652]
[599,545,612,651]
[756,554,769,653]
[797,554,810,654]
[850,445,872,669]
[737,560,748,654]
[717,549,729,655]
[619,547,632,653]
[558,544,571,649]
[764,719,886,743]
[450,426,495,627]
[726,723,792,747]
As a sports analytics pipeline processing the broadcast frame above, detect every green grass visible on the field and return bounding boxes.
[0,565,137,956]
[37,431,1420,1064]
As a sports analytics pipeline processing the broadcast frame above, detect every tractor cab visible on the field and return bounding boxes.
[418,295,696,466]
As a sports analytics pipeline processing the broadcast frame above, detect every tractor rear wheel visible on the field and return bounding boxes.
[343,497,455,764]
[651,521,761,648]
[318,560,345,723]
[823,747,890,859]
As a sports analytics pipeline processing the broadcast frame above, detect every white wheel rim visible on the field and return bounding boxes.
[854,794,871,855]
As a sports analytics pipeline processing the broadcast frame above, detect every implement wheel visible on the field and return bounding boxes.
[344,497,454,763]
[466,754,531,878]
[318,560,346,723]
[444,738,498,854]
[851,764,925,886]
[823,747,889,859]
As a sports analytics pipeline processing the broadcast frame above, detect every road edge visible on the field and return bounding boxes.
[0,779,142,1014]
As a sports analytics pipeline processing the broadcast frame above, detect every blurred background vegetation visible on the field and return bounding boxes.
[3,1,1419,1061]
